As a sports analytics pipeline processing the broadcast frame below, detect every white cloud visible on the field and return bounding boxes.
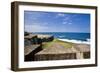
[68,22,72,25]
[62,21,68,24]
[25,23,49,32]
[55,13,66,18]
[57,13,65,17]
[63,17,70,21]
[62,21,73,25]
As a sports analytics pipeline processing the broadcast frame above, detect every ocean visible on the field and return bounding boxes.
[32,32,90,42]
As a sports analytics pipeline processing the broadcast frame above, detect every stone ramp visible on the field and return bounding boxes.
[34,43,78,61]
[34,43,90,61]
[36,43,77,54]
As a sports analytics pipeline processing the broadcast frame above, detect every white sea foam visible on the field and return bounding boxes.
[59,36,65,38]
[58,39,90,44]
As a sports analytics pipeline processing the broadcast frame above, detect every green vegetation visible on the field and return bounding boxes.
[42,39,73,49]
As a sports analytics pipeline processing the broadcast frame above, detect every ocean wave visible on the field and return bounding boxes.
[58,39,90,44]
[86,38,90,42]
[58,36,65,38]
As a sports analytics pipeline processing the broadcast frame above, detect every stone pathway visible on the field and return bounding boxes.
[36,43,77,55]
[34,43,90,60]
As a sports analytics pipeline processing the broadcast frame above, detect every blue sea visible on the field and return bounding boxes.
[32,32,90,42]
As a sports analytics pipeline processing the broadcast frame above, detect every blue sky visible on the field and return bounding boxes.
[24,11,90,33]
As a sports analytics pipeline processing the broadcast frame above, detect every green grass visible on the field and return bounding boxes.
[42,39,73,49]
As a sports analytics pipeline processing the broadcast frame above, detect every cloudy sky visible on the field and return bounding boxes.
[24,11,90,33]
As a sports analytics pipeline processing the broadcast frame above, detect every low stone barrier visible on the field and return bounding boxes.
[34,53,76,61]
[74,44,90,59]
[24,45,42,61]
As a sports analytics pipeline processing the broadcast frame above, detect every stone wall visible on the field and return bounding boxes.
[83,52,90,59]
[25,45,42,61]
[40,36,54,42]
[24,34,54,45]
[34,53,76,61]
[34,52,90,61]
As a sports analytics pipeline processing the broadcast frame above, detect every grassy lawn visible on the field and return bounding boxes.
[42,39,73,49]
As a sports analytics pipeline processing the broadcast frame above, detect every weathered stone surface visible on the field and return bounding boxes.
[37,34,54,42]
[74,44,90,59]
[24,44,42,61]
[34,53,76,61]
[36,43,78,54]
[74,44,90,52]
[34,43,90,61]
[24,45,41,55]
[34,43,78,61]
[24,34,37,39]
[24,34,54,45]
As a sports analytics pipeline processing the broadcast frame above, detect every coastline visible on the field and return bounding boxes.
[58,39,90,45]
[24,33,90,61]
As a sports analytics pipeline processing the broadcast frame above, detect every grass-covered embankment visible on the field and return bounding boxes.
[42,39,73,49]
